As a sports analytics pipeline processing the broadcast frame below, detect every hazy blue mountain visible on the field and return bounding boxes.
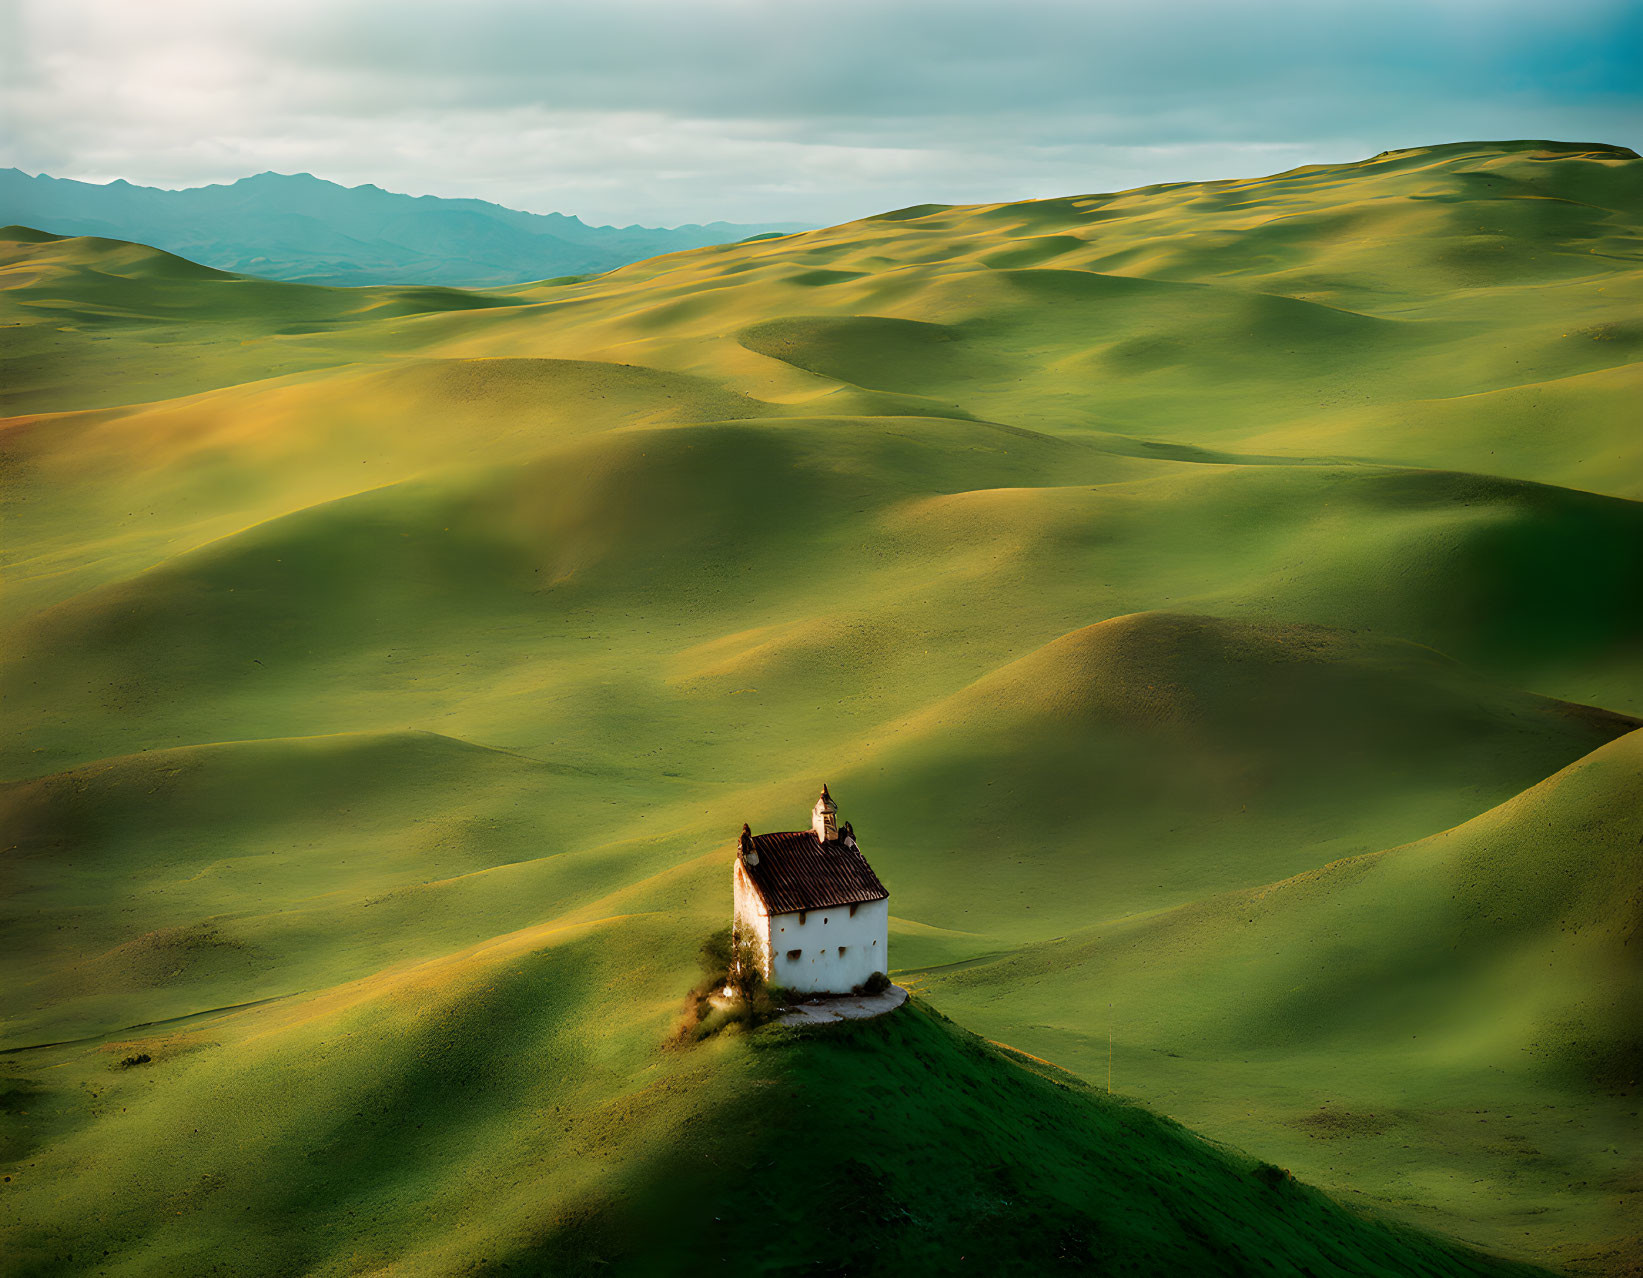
[0,168,811,286]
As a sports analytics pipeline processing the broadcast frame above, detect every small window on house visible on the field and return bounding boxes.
[838,947,846,957]
[849,903,858,917]
[787,949,801,961]
[823,916,829,925]
[798,911,807,925]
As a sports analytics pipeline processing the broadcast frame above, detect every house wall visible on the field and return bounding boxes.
[732,859,773,974]
[768,896,889,994]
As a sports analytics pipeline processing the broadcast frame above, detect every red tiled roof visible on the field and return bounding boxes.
[743,829,887,914]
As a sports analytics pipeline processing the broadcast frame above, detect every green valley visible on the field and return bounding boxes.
[2,139,1639,1275]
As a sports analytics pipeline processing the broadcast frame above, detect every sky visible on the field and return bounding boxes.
[2,0,1638,228]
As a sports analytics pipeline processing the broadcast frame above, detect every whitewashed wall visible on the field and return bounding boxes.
[732,860,773,972]
[767,897,889,994]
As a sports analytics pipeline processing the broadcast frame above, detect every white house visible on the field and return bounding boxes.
[732,786,890,995]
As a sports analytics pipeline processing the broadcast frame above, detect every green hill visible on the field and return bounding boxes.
[3,139,1639,1274]
[545,1004,1552,1277]
[0,989,1548,1278]
[922,728,1643,1273]
[931,726,1643,1090]
[833,612,1637,944]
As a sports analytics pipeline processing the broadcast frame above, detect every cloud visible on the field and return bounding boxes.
[2,0,1637,225]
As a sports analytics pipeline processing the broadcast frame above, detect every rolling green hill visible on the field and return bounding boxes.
[921,727,1643,1273]
[0,990,1545,1278]
[3,138,1639,1274]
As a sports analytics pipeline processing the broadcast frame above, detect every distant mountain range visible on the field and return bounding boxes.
[0,168,810,287]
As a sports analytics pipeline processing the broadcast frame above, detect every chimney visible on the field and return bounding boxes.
[739,823,758,866]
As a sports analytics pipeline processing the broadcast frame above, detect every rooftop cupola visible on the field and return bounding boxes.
[812,785,838,843]
[739,822,758,865]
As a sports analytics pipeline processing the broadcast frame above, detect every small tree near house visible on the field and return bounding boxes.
[725,920,767,1001]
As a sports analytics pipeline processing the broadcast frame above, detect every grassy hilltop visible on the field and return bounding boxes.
[2,139,1640,1274]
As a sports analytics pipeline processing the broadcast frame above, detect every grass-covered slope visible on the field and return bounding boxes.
[923,729,1643,1273]
[0,992,1549,1278]
[2,910,730,1278]
[578,1005,1551,1277]
[715,1007,1550,1278]
[934,726,1643,1090]
[0,227,527,415]
[3,139,1640,1274]
[834,612,1636,940]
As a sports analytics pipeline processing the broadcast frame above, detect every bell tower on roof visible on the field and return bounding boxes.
[812,785,838,843]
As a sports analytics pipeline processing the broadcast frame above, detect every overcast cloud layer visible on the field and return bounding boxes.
[2,0,1638,227]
